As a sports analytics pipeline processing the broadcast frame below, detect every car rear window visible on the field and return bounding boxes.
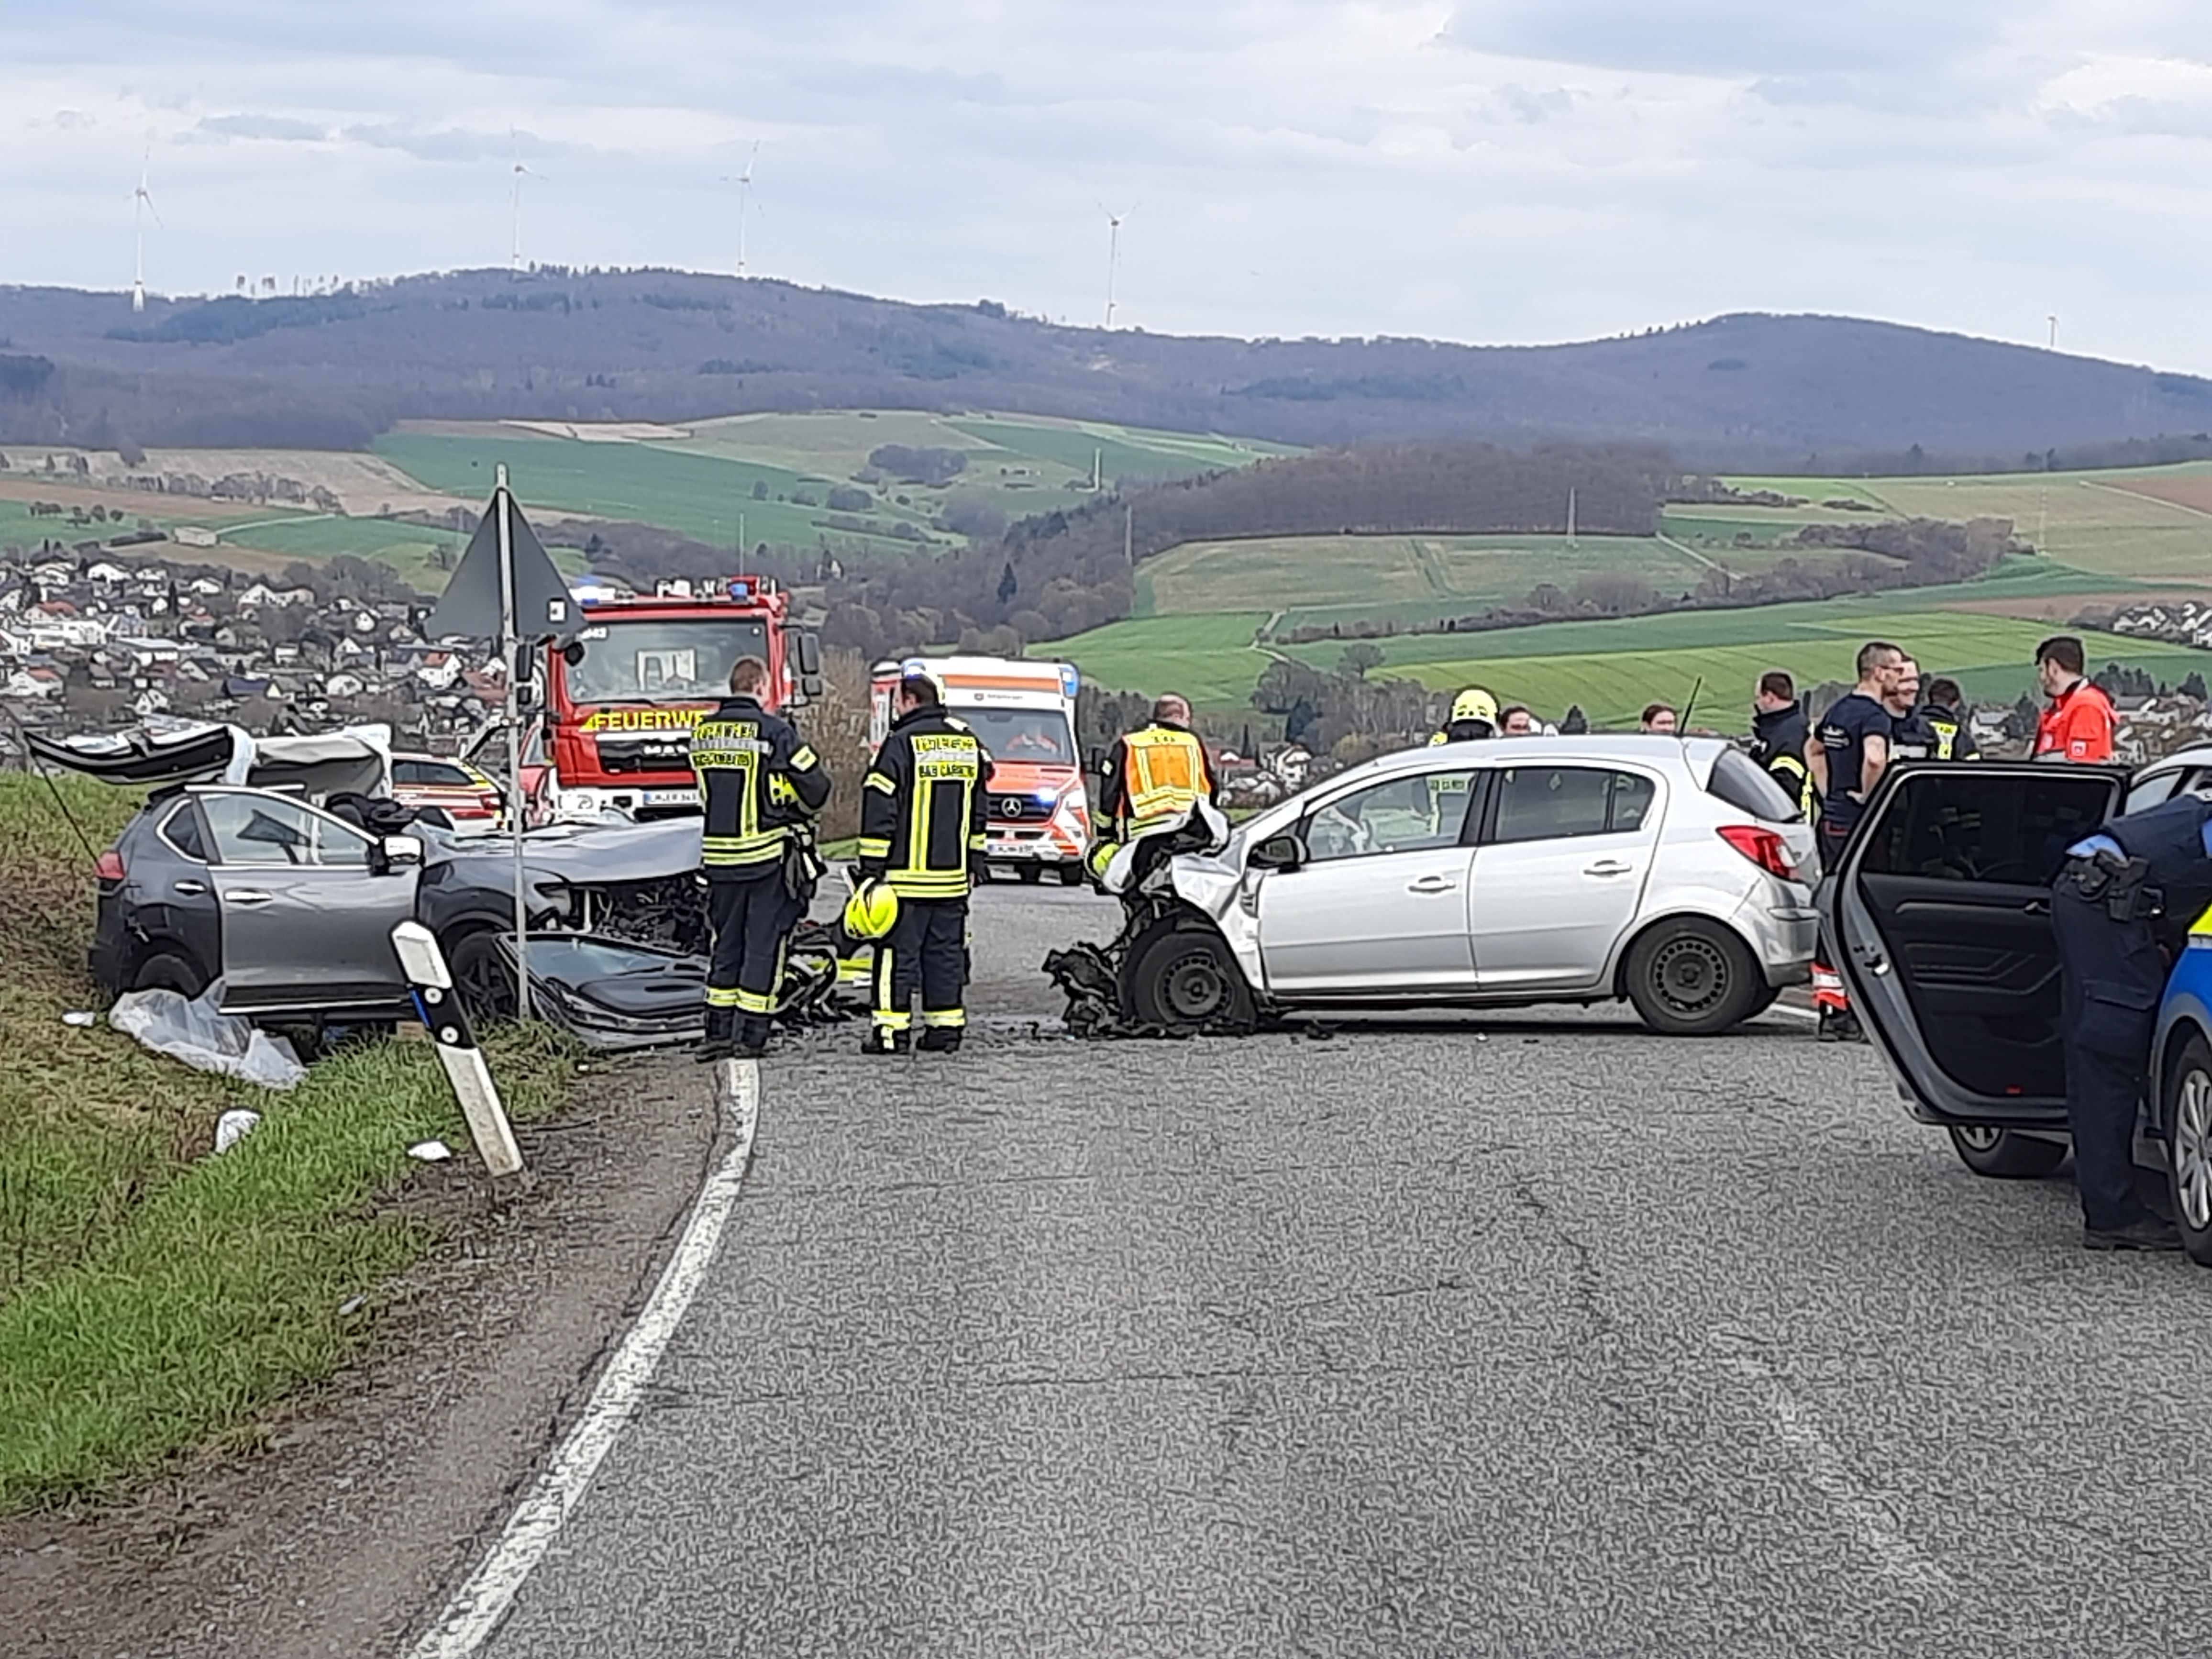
[1706,748,1802,823]
[1857,770,2117,886]
[412,761,474,788]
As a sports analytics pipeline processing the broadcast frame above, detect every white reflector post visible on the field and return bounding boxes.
[392,921,525,1179]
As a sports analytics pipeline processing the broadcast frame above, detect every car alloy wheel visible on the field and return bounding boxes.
[2175,1067,2212,1237]
[1650,933,1729,1017]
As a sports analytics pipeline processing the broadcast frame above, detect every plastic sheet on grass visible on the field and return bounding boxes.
[108,982,309,1091]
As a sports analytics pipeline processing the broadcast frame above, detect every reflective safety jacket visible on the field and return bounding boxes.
[687,695,830,876]
[1750,703,1814,817]
[859,705,987,899]
[1098,722,1216,840]
[1920,703,1980,763]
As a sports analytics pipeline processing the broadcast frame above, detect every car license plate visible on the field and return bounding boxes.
[987,840,1026,857]
[642,789,698,806]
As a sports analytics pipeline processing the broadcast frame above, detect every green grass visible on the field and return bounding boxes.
[0,497,274,553]
[1725,463,2212,583]
[375,430,942,553]
[1055,557,2212,722]
[945,416,1291,486]
[0,774,575,1512]
[215,513,588,590]
[1055,611,1273,706]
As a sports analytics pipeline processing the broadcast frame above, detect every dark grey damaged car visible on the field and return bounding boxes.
[91,785,718,1047]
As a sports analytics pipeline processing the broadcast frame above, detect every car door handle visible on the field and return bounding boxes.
[173,880,207,896]
[1406,875,1460,894]
[1584,861,1636,877]
[226,890,274,907]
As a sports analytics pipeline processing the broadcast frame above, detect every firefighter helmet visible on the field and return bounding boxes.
[842,878,899,941]
[1449,687,1499,726]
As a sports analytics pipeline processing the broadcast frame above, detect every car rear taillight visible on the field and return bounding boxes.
[95,850,126,884]
[1717,824,1795,879]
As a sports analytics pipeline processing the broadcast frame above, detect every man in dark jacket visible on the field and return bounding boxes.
[857,672,987,1054]
[1749,670,1812,817]
[688,656,831,1061]
[1918,676,1981,762]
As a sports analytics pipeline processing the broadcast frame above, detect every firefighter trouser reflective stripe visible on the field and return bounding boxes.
[706,872,790,1046]
[872,896,969,1035]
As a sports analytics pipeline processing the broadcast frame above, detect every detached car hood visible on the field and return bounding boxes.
[494,935,707,1052]
[31,719,393,799]
[435,817,703,884]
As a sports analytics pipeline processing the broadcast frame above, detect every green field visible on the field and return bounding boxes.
[213,512,587,588]
[374,430,939,554]
[1058,558,2209,725]
[1721,464,2212,581]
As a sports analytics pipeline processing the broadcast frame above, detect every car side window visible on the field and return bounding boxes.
[1490,767,1653,844]
[1303,771,1478,862]
[160,800,210,863]
[200,793,370,868]
[391,759,423,787]
[1858,771,2115,885]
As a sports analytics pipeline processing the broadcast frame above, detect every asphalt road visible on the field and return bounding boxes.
[469,883,2212,1658]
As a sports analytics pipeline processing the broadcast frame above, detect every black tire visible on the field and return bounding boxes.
[1744,983,1781,1018]
[446,929,516,1027]
[1123,920,1255,1034]
[1017,863,1043,885]
[132,948,208,998]
[1623,918,1762,1036]
[2164,1034,2212,1265]
[1947,1124,2070,1180]
[1058,864,1085,887]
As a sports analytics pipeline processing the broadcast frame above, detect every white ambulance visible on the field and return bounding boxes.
[869,655,1092,885]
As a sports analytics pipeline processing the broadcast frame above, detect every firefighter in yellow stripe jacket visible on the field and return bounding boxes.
[688,655,831,1062]
[856,671,987,1054]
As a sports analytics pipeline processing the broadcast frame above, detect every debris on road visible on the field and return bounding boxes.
[407,1140,454,1162]
[108,984,308,1090]
[60,1010,97,1028]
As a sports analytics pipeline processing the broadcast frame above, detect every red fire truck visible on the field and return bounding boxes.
[498,577,822,824]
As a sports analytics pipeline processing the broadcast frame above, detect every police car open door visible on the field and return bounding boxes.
[1824,762,2126,1129]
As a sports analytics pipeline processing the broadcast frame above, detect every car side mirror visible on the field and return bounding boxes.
[800,672,825,700]
[1249,832,1305,872]
[561,640,586,667]
[789,629,823,677]
[375,834,425,874]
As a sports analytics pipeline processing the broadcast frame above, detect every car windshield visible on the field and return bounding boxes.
[957,707,1075,763]
[564,618,771,703]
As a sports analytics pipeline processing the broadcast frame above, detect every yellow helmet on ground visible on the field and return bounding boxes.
[843,878,899,941]
[1450,687,1499,726]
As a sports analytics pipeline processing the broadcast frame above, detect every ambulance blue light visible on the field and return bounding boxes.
[1059,664,1080,698]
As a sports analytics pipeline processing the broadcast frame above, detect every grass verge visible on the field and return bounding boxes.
[0,772,575,1513]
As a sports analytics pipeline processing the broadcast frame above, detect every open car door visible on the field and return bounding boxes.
[1824,762,2127,1129]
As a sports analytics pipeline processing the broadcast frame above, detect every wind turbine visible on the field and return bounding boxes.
[130,147,162,313]
[509,129,543,274]
[719,142,762,276]
[1098,200,1137,330]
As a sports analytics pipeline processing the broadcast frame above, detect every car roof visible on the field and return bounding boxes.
[1353,732,1722,782]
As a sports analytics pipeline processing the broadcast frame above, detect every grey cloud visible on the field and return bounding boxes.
[340,124,566,164]
[198,113,327,141]
[1443,0,2002,77]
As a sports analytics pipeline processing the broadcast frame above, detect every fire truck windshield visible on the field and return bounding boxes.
[565,617,771,703]
[960,707,1075,764]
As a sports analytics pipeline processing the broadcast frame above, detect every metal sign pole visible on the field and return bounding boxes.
[495,465,532,1021]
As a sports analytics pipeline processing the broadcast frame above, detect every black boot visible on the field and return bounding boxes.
[861,1026,911,1056]
[730,1015,771,1062]
[2084,1216,2184,1252]
[916,1027,963,1054]
[695,1006,737,1063]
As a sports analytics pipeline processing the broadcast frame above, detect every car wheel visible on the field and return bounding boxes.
[1947,1124,2069,1180]
[1058,864,1084,887]
[1018,863,1043,885]
[132,948,208,998]
[1123,920,1255,1034]
[1744,983,1781,1018]
[2164,1035,2212,1265]
[1624,918,1761,1036]
[447,929,516,1027]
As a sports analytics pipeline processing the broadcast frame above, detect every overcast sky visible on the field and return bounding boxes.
[9,2,2212,371]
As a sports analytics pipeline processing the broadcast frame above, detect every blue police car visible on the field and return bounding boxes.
[1822,753,2212,1265]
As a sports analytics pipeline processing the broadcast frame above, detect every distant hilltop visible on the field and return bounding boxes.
[0,268,2209,465]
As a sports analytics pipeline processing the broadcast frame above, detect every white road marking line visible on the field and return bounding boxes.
[408,1059,761,1659]
[1714,1338,1952,1595]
